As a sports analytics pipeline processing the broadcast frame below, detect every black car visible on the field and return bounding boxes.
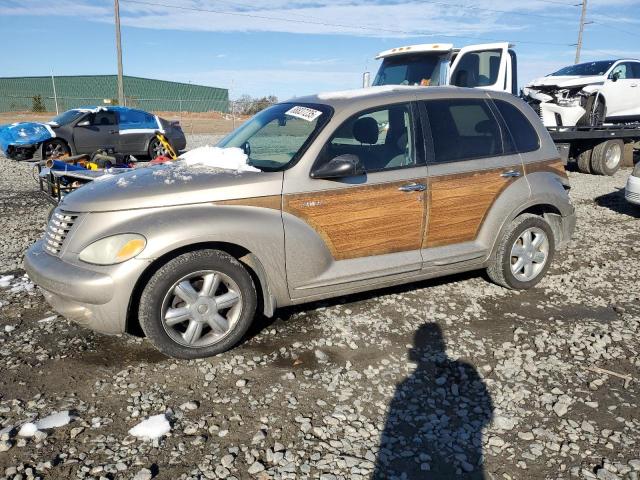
[0,106,186,160]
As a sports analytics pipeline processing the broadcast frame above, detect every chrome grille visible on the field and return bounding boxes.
[44,211,78,255]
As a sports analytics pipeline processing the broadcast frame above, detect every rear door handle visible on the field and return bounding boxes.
[398,183,427,192]
[501,170,521,178]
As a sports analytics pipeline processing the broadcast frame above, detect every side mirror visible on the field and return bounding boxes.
[77,120,90,127]
[362,72,371,88]
[311,154,364,179]
[611,72,620,82]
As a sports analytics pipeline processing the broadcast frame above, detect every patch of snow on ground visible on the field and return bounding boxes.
[37,315,57,323]
[0,275,14,288]
[179,146,260,173]
[36,411,73,430]
[128,414,171,440]
[17,423,38,437]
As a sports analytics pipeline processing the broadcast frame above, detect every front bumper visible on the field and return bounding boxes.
[24,240,151,334]
[626,174,640,205]
[540,103,586,128]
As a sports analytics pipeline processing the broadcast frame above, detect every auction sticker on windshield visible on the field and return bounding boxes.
[285,106,323,122]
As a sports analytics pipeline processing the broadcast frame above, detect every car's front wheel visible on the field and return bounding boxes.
[139,249,257,359]
[43,139,70,159]
[487,214,556,290]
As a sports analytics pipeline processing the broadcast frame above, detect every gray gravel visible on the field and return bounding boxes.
[0,141,639,479]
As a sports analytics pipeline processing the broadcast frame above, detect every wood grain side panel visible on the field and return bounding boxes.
[425,167,520,248]
[284,182,425,260]
[216,195,282,210]
[524,158,568,179]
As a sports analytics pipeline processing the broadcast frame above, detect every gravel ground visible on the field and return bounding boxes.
[0,142,639,480]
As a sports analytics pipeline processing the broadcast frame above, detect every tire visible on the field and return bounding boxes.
[580,95,605,127]
[43,139,70,159]
[590,139,624,176]
[487,214,556,290]
[576,149,593,174]
[148,137,171,159]
[138,249,257,359]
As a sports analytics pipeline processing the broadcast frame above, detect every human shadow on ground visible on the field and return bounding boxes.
[373,323,493,479]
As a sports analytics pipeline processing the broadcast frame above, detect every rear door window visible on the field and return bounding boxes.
[423,98,504,163]
[493,100,540,154]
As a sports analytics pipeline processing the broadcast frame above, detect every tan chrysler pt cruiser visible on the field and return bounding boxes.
[25,86,576,359]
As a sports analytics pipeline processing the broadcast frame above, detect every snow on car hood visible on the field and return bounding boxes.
[0,121,55,153]
[527,75,605,89]
[60,150,280,213]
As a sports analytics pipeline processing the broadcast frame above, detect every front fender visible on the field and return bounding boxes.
[67,203,290,309]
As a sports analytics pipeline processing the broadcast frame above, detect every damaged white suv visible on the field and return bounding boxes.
[523,59,640,127]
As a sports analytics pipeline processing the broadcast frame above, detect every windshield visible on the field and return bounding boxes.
[217,103,331,171]
[552,60,615,77]
[373,54,447,86]
[50,109,85,125]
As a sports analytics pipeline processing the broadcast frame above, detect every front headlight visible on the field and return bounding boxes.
[79,234,146,265]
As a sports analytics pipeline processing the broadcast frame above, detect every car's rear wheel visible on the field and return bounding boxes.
[576,148,593,174]
[43,139,70,159]
[591,139,624,176]
[487,214,555,290]
[148,137,171,159]
[138,249,257,359]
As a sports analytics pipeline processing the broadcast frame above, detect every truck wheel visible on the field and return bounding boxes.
[576,149,593,174]
[591,139,624,176]
[487,214,555,290]
[138,249,257,359]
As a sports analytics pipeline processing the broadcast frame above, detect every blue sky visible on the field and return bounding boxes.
[1,0,639,101]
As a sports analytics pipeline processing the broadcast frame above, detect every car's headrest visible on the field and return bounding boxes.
[353,117,379,145]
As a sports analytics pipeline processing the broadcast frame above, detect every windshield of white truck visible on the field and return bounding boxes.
[373,54,445,87]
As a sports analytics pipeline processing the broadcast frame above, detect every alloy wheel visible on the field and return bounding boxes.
[604,143,622,170]
[160,270,243,348]
[510,227,549,282]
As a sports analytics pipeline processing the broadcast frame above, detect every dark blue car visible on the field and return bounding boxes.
[0,106,186,160]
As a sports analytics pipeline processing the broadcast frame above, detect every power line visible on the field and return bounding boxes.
[121,0,576,47]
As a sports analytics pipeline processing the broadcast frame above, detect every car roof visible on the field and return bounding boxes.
[288,85,506,111]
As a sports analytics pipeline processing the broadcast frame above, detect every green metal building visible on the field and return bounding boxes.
[0,75,228,113]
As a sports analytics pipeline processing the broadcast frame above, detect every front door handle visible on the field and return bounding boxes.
[398,183,427,192]
[501,170,521,178]
[109,129,118,134]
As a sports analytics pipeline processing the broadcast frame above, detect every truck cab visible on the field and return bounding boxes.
[371,42,518,95]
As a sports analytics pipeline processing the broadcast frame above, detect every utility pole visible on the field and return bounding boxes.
[114,0,125,105]
[575,0,588,64]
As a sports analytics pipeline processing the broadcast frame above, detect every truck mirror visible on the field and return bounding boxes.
[362,72,371,88]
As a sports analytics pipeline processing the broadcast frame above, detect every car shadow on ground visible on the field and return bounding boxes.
[372,323,493,479]
[245,270,481,340]
[595,188,640,218]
